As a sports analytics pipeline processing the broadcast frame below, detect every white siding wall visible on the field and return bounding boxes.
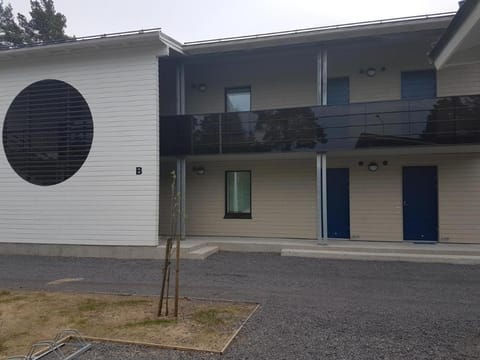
[0,44,165,246]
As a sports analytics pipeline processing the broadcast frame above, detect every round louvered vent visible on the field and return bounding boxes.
[3,80,93,186]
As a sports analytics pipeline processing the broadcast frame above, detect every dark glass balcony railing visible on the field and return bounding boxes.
[160,95,480,156]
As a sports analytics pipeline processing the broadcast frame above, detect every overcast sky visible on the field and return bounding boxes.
[7,0,460,43]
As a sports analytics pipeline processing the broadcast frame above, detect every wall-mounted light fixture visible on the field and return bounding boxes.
[366,67,377,77]
[359,67,386,77]
[192,83,208,92]
[368,162,379,172]
[193,165,205,175]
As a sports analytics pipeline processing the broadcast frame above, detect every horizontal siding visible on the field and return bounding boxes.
[437,63,480,96]
[160,153,480,244]
[438,154,480,243]
[184,35,448,114]
[185,49,317,114]
[0,45,165,246]
[160,159,317,239]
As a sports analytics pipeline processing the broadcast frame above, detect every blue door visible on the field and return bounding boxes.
[327,77,350,105]
[327,168,350,239]
[402,166,438,242]
[401,70,436,100]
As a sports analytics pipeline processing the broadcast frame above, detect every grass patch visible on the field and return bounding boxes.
[124,318,174,328]
[0,296,27,304]
[193,309,225,326]
[0,290,257,358]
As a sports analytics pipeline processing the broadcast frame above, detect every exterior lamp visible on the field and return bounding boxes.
[198,83,207,92]
[366,67,377,77]
[193,166,205,175]
[368,162,379,172]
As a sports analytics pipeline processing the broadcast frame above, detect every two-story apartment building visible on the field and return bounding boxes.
[0,0,479,256]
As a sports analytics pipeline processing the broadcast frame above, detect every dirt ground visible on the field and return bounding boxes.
[0,290,257,359]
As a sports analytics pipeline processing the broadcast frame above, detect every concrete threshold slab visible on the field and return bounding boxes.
[281,249,480,265]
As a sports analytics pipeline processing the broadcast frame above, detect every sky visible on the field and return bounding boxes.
[7,0,460,43]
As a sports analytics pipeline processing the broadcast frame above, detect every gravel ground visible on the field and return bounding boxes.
[1,252,479,359]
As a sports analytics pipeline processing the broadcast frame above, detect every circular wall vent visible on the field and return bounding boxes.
[3,79,93,186]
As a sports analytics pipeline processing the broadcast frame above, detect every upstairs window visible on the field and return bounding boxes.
[225,87,251,112]
[401,70,437,100]
[327,77,350,105]
[225,171,252,219]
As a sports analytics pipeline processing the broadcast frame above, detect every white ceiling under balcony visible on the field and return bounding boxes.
[431,0,480,69]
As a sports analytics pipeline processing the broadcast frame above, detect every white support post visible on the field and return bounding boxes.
[321,153,328,244]
[176,158,186,240]
[316,48,328,106]
[176,63,185,115]
[316,153,328,245]
[321,48,328,106]
[316,153,323,243]
[175,63,186,240]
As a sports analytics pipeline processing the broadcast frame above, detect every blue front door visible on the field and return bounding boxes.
[327,168,350,239]
[402,166,438,242]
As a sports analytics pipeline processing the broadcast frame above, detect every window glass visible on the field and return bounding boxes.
[226,171,251,218]
[401,70,437,100]
[226,87,251,112]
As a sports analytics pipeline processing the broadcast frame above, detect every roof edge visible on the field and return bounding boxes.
[184,12,455,48]
[429,0,477,61]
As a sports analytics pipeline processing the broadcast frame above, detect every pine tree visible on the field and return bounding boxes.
[0,1,25,47]
[0,0,70,48]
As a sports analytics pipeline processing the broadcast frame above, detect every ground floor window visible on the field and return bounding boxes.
[225,171,252,219]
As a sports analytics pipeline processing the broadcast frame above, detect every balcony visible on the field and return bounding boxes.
[160,95,480,156]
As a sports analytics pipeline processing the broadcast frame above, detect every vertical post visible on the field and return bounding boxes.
[321,153,328,244]
[316,153,328,245]
[176,63,185,115]
[176,158,186,240]
[316,153,323,243]
[175,62,186,240]
[321,48,328,106]
[316,47,328,106]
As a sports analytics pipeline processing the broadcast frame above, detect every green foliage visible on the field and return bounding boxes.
[0,0,71,48]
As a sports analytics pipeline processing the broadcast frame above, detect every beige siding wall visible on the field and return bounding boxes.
[161,159,317,239]
[184,37,445,114]
[160,153,480,244]
[185,49,317,114]
[328,40,435,103]
[0,45,165,246]
[437,63,480,96]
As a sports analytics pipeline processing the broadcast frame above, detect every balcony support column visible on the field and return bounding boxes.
[173,63,186,240]
[176,157,186,240]
[316,48,328,105]
[176,62,185,115]
[316,152,328,245]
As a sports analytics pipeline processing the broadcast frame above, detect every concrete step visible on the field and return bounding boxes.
[281,249,480,265]
[157,240,206,257]
[275,242,480,256]
[187,246,219,260]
